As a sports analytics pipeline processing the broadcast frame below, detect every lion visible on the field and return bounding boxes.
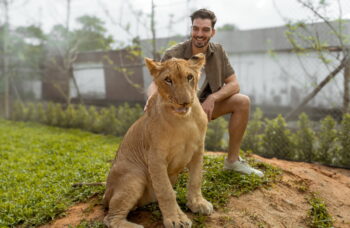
[103,53,213,228]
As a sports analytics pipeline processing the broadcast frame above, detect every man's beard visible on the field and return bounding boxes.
[192,36,211,48]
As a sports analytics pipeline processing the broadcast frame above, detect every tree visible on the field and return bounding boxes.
[72,15,114,52]
[273,0,350,119]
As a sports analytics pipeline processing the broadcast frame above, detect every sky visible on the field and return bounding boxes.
[2,0,350,45]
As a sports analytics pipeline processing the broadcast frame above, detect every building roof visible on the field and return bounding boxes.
[141,20,350,55]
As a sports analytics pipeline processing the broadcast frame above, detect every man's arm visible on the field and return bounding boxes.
[201,74,240,120]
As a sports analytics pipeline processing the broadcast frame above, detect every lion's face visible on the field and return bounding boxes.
[145,54,206,116]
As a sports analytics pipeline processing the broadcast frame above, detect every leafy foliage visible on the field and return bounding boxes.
[0,119,118,227]
[242,108,264,154]
[10,101,143,137]
[242,110,348,168]
[339,114,350,166]
[205,117,228,151]
[73,15,114,52]
[262,115,294,159]
[317,115,338,165]
[294,113,316,162]
[307,194,334,228]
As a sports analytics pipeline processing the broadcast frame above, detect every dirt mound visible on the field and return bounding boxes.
[41,155,350,228]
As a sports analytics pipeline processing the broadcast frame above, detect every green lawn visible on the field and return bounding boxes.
[0,119,281,227]
[0,119,119,227]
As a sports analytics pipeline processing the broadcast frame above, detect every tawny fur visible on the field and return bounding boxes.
[103,53,213,228]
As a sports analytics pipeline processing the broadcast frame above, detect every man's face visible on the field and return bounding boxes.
[191,18,216,49]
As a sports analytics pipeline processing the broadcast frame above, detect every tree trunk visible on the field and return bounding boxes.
[150,0,158,60]
[344,57,350,113]
[2,0,10,118]
[286,57,348,120]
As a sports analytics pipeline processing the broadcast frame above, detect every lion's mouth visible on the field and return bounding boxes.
[172,106,190,114]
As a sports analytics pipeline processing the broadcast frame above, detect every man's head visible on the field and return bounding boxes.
[190,9,217,49]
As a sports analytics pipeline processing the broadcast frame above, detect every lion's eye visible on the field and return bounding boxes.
[187,74,194,81]
[164,77,172,85]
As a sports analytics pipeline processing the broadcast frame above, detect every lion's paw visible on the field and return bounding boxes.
[163,213,192,228]
[104,216,144,228]
[187,198,214,215]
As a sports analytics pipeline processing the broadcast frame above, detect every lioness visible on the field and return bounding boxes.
[103,53,213,228]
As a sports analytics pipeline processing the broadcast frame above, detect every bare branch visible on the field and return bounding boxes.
[286,56,348,120]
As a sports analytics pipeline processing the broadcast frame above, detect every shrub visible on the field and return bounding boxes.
[205,117,228,151]
[339,113,350,167]
[26,102,38,122]
[55,103,67,128]
[87,106,102,133]
[10,100,25,121]
[37,103,47,124]
[294,113,316,162]
[115,103,143,136]
[99,106,119,135]
[242,108,264,154]
[317,115,338,165]
[46,102,58,126]
[75,104,90,130]
[262,115,295,159]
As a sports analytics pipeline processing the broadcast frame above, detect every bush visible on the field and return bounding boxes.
[262,115,295,159]
[317,115,338,165]
[75,104,90,130]
[99,106,119,135]
[10,100,26,121]
[8,101,144,138]
[115,103,143,136]
[339,113,350,167]
[294,113,316,162]
[205,117,228,151]
[242,108,264,154]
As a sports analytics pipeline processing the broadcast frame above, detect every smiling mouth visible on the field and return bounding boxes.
[195,37,206,41]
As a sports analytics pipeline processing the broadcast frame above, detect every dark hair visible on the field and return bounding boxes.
[190,9,217,28]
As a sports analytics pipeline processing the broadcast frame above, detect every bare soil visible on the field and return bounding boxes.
[40,154,350,228]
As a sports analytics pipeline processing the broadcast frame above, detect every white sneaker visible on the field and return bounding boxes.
[224,157,264,177]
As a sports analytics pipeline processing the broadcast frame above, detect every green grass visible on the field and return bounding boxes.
[0,119,119,227]
[142,155,282,227]
[308,193,334,228]
[0,119,282,227]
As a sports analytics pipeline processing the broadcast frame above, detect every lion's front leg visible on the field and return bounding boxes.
[149,149,192,228]
[186,149,214,215]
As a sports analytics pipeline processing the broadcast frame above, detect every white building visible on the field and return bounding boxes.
[141,20,350,116]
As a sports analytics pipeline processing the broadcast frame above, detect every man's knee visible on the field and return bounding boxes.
[232,94,250,111]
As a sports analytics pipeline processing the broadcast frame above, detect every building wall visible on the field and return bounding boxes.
[230,51,344,109]
[42,49,145,104]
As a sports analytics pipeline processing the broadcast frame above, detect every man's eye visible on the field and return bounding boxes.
[164,77,172,85]
[187,74,194,81]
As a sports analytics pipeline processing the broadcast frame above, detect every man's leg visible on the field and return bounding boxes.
[211,93,250,163]
[211,93,263,176]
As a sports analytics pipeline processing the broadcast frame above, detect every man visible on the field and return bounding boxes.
[147,9,263,177]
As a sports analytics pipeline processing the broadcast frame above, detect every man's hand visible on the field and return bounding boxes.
[201,95,216,121]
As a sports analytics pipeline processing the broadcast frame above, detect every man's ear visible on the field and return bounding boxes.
[188,53,205,70]
[144,58,162,76]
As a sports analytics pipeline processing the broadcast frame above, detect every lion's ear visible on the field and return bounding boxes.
[188,53,205,70]
[145,58,163,77]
